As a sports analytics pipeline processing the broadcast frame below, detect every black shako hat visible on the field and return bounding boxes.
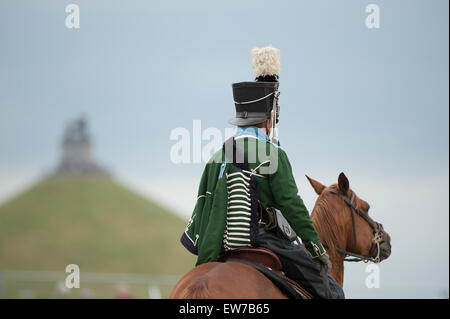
[229,46,280,126]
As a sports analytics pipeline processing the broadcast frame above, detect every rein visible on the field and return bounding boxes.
[326,188,384,263]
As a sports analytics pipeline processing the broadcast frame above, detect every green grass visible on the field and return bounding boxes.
[0,176,196,298]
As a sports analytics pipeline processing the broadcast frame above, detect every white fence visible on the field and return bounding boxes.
[0,270,181,299]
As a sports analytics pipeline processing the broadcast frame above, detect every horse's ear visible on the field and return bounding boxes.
[338,172,350,194]
[305,175,326,195]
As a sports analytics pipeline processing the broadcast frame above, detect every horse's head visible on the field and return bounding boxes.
[306,172,391,263]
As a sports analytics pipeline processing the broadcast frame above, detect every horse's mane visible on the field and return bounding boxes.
[311,186,342,255]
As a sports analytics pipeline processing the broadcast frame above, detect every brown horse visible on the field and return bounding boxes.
[169,173,392,298]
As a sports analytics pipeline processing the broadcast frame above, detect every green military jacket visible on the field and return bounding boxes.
[180,126,325,265]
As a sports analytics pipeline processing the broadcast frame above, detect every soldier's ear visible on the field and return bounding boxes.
[338,172,350,195]
[305,175,326,195]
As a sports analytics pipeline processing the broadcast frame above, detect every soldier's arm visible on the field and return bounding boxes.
[269,148,326,257]
[180,164,209,255]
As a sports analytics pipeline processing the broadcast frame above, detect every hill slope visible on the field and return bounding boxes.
[0,176,196,275]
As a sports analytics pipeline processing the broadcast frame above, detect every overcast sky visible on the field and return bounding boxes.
[0,0,448,298]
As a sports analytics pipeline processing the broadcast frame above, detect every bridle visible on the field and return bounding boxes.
[327,188,384,263]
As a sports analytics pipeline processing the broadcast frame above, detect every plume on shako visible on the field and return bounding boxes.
[230,45,281,145]
[251,46,280,82]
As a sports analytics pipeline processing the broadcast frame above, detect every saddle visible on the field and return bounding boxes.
[218,247,313,299]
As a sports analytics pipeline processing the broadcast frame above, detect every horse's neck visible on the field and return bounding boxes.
[311,202,349,288]
[329,251,345,287]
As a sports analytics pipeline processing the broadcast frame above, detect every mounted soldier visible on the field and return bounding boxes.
[180,46,343,299]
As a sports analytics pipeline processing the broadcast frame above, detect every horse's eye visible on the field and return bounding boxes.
[360,204,370,214]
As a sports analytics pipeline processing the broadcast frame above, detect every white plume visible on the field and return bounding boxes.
[250,46,280,79]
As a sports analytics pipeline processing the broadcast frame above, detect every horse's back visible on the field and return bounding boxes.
[169,261,286,299]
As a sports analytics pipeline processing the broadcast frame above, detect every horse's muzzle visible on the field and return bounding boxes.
[379,233,391,261]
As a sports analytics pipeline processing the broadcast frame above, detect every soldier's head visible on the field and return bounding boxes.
[240,119,270,134]
[229,46,281,143]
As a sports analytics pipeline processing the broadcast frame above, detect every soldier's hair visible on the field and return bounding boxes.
[237,121,267,129]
